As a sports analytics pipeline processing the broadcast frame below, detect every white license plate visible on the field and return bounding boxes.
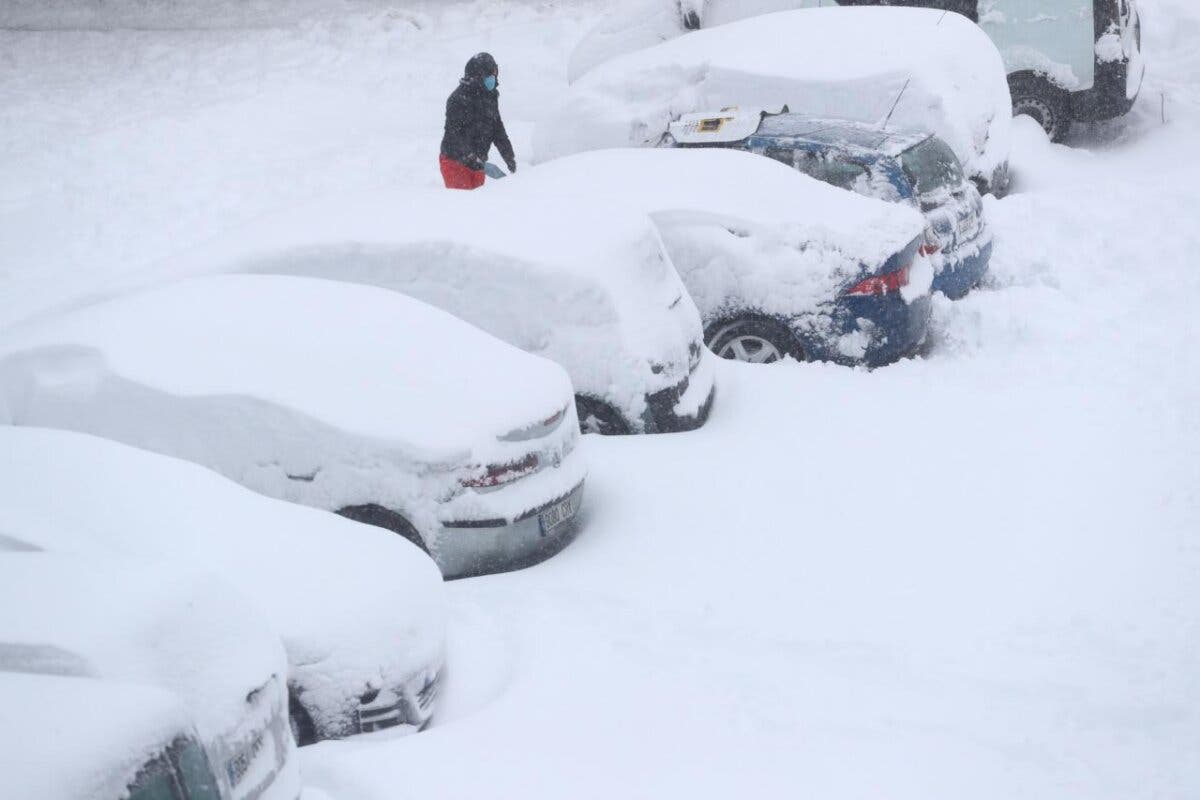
[539,495,576,533]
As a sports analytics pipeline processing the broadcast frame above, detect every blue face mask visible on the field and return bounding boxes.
[483,75,497,91]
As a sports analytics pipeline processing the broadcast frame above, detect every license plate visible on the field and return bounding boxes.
[539,495,576,534]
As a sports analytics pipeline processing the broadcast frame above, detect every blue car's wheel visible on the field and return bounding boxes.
[707,317,804,365]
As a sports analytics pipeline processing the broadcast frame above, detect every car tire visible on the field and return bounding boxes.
[575,395,631,436]
[289,693,317,747]
[706,316,804,364]
[335,504,429,554]
[1009,73,1072,143]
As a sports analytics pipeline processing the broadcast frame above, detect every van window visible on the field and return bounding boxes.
[899,137,964,195]
[765,147,867,190]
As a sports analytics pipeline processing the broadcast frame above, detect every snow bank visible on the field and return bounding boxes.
[0,274,581,542]
[0,426,447,741]
[495,147,925,321]
[149,187,705,427]
[544,6,1012,186]
[0,673,195,800]
[0,553,300,800]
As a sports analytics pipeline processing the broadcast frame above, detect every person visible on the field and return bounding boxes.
[439,52,517,190]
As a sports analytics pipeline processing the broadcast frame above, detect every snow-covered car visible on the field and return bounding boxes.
[667,109,992,299]
[583,0,1144,141]
[499,148,932,366]
[0,274,586,579]
[0,672,223,800]
[544,5,1012,193]
[0,425,446,746]
[165,189,715,436]
[0,553,300,800]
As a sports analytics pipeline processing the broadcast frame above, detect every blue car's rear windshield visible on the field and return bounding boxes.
[899,137,964,195]
[764,147,866,191]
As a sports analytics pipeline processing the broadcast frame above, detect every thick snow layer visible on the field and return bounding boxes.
[0,554,300,800]
[0,274,584,541]
[2,0,1199,798]
[495,148,926,320]
[0,673,196,800]
[543,7,1012,186]
[0,426,446,741]
[153,187,706,424]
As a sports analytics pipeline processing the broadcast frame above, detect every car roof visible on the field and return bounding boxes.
[753,114,931,158]
[0,672,196,800]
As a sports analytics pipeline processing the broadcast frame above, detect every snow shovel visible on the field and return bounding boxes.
[483,162,508,180]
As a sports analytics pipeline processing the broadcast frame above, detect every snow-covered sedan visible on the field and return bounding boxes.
[0,673,223,800]
[500,148,932,366]
[161,189,714,436]
[0,274,586,578]
[0,425,446,745]
[543,5,1012,194]
[667,109,993,299]
[0,553,301,800]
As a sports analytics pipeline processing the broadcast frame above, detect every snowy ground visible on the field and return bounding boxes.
[2,1,1198,798]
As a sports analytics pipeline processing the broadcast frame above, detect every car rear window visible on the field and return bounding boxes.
[899,137,964,195]
[764,147,867,191]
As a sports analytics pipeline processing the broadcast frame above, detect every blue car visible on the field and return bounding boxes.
[669,111,993,300]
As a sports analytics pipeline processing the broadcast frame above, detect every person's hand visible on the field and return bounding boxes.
[504,156,517,174]
[466,154,484,171]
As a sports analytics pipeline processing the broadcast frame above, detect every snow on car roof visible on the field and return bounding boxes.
[0,426,446,721]
[540,6,1011,183]
[0,553,287,743]
[130,187,700,413]
[0,672,194,800]
[161,188,683,309]
[497,147,924,267]
[0,273,573,460]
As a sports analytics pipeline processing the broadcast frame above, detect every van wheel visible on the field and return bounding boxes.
[1009,73,1071,142]
[575,395,631,436]
[706,317,804,364]
[335,504,429,554]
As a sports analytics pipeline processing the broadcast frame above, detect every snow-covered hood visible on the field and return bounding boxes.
[0,553,299,800]
[0,426,447,735]
[0,673,196,800]
[0,273,573,463]
[545,6,1012,186]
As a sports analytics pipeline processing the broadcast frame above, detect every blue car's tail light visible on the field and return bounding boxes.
[845,263,911,297]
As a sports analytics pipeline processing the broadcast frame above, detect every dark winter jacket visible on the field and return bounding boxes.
[440,53,516,172]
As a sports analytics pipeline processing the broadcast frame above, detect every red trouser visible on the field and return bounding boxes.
[439,154,485,190]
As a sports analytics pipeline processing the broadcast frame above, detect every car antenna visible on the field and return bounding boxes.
[880,77,911,130]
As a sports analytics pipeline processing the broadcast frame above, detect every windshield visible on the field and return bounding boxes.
[899,137,965,195]
[765,147,867,191]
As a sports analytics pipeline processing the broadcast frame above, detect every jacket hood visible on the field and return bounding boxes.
[464,52,498,79]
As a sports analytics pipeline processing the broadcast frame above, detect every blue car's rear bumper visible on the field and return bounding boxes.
[799,291,932,368]
[932,238,993,300]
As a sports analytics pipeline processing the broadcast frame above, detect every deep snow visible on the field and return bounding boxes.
[1,1,1198,799]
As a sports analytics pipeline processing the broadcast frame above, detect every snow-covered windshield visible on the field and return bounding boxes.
[899,137,964,196]
[765,147,867,191]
